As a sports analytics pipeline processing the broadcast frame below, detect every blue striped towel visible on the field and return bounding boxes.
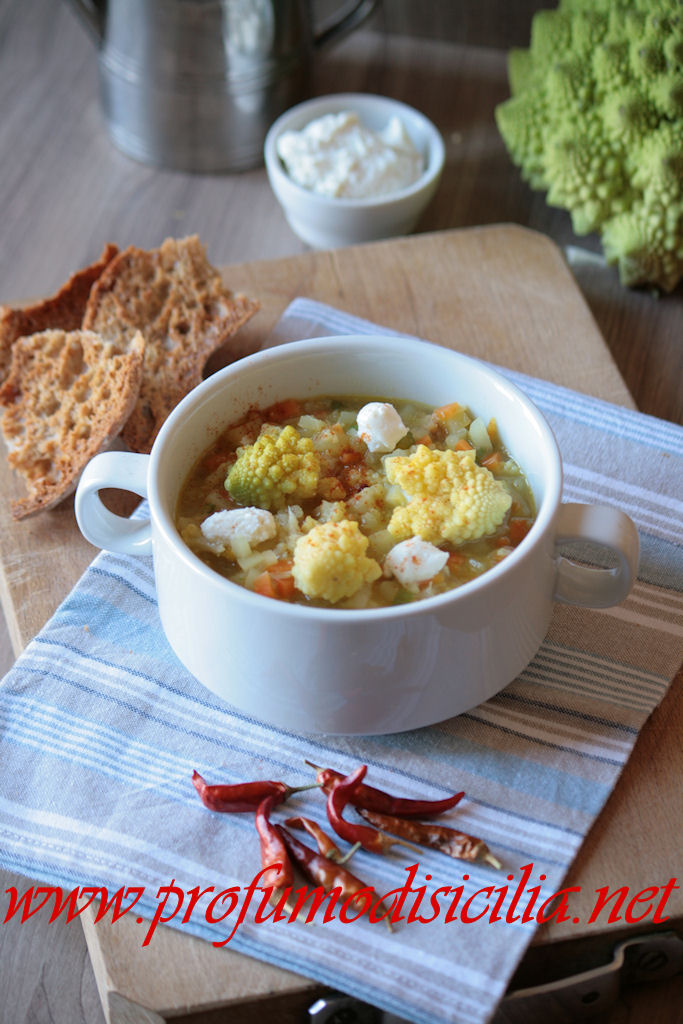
[1,299,681,1024]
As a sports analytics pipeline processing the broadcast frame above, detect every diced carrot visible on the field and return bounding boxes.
[274,575,295,599]
[447,552,466,569]
[269,560,296,599]
[481,451,504,471]
[508,519,532,546]
[253,571,277,599]
[253,564,296,601]
[270,559,294,578]
[265,399,301,423]
[433,401,461,423]
[487,418,501,447]
[454,439,473,451]
[415,434,433,446]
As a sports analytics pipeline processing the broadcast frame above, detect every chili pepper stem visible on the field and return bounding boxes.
[483,851,502,870]
[270,887,313,925]
[388,836,424,856]
[288,782,323,795]
[335,841,362,865]
[268,886,288,912]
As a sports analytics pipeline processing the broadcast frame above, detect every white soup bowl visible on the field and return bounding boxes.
[75,336,639,735]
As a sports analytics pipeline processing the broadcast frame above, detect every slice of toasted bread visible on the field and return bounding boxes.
[0,244,119,384]
[83,235,259,454]
[0,328,144,520]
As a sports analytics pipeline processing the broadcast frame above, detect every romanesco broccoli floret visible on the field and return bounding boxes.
[602,119,683,289]
[545,125,632,235]
[384,445,511,546]
[495,0,683,292]
[292,519,382,603]
[225,425,320,510]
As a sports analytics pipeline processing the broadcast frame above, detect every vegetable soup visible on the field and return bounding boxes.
[175,395,536,608]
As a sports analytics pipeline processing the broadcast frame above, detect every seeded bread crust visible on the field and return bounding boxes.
[0,244,119,384]
[0,328,145,520]
[83,235,259,454]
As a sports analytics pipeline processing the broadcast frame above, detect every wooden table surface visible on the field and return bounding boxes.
[0,2,681,1023]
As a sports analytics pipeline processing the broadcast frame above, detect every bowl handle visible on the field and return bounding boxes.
[553,502,639,609]
[75,451,152,556]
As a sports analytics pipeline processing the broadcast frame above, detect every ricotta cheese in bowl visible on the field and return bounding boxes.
[276,110,424,199]
[264,93,445,247]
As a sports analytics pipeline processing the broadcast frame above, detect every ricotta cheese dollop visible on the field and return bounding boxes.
[357,401,409,453]
[384,537,449,587]
[276,111,424,199]
[200,507,277,554]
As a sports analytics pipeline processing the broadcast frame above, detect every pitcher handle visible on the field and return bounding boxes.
[553,503,640,609]
[314,0,377,50]
[63,0,105,43]
[75,451,152,556]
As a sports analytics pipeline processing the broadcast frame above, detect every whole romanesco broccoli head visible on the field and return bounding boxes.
[495,0,683,292]
[225,425,320,510]
[293,520,382,604]
[385,445,511,545]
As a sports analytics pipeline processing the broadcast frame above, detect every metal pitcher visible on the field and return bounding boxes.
[66,0,377,172]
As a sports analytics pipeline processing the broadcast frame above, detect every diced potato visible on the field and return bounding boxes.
[445,428,468,449]
[317,500,347,523]
[360,507,385,533]
[367,528,395,558]
[348,483,384,516]
[385,484,407,507]
[231,535,252,560]
[237,551,265,572]
[298,414,326,435]
[468,417,493,453]
[377,580,400,603]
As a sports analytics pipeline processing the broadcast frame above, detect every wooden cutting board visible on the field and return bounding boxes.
[1,226,680,1023]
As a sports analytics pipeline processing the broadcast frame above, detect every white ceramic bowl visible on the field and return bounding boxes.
[264,93,445,248]
[75,336,639,736]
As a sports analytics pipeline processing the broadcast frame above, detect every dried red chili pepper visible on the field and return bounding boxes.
[192,770,317,813]
[357,807,502,869]
[276,825,393,927]
[255,795,294,891]
[284,815,360,864]
[306,760,464,818]
[326,766,420,855]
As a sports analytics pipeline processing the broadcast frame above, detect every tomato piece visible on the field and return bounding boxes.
[508,519,532,546]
